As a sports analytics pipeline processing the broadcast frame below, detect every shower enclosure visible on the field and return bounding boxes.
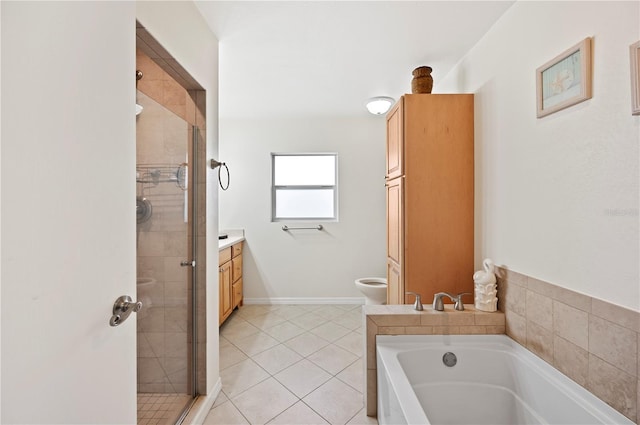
[135,23,209,423]
[135,88,199,424]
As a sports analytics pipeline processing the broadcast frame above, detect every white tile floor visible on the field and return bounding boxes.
[204,304,378,425]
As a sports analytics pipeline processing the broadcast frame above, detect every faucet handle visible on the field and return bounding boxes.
[405,291,423,311]
[453,292,472,311]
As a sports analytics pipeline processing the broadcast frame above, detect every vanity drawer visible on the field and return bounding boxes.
[219,247,232,265]
[232,242,243,258]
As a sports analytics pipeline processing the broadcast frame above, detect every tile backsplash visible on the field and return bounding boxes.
[496,266,639,423]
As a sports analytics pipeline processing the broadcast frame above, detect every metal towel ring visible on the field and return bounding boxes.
[218,162,229,190]
[210,159,230,191]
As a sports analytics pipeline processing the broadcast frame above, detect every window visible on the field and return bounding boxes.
[271,153,338,221]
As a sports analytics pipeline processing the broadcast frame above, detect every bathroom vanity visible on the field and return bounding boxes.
[219,233,244,325]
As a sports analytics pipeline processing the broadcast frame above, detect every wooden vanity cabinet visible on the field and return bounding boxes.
[219,241,243,326]
[385,94,474,305]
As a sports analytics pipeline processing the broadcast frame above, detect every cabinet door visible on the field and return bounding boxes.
[386,176,404,305]
[386,259,403,305]
[386,99,403,179]
[233,278,243,309]
[219,261,232,325]
[386,176,403,265]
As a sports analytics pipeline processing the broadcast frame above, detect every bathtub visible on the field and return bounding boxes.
[376,335,633,425]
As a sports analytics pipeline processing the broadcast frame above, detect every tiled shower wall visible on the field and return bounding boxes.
[496,266,639,423]
[136,48,207,394]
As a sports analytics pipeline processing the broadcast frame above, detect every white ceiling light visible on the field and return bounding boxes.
[366,96,395,115]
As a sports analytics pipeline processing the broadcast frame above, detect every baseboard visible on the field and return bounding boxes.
[183,377,222,425]
[243,297,365,305]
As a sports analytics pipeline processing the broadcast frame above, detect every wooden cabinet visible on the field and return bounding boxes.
[385,94,474,305]
[219,241,244,325]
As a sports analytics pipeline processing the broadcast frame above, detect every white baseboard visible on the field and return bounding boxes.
[243,297,365,305]
[184,378,222,425]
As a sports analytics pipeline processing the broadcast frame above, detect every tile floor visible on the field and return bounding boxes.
[203,304,378,425]
[137,393,191,425]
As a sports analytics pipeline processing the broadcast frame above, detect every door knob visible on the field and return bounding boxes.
[109,295,142,327]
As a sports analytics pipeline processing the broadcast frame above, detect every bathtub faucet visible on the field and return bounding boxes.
[405,291,423,311]
[432,292,471,311]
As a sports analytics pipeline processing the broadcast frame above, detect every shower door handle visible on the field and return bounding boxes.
[180,260,195,267]
[109,295,142,327]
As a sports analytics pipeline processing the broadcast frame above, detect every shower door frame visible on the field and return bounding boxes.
[174,125,201,424]
[136,23,209,424]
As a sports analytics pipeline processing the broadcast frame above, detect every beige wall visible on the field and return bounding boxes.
[438,1,639,311]
[219,116,387,302]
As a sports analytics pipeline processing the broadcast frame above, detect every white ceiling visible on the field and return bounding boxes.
[195,1,515,118]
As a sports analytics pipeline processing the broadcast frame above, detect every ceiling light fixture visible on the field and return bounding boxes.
[366,96,395,115]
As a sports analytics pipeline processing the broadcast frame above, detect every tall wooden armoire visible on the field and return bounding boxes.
[385,94,474,305]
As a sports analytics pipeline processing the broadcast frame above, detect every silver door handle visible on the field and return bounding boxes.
[109,295,142,327]
[180,260,195,267]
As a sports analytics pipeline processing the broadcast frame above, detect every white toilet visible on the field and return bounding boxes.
[355,277,388,305]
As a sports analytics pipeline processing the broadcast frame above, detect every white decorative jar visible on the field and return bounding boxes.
[473,258,498,312]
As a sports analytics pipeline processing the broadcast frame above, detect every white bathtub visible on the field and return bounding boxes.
[376,335,633,425]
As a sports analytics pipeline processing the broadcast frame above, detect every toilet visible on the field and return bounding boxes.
[355,277,388,305]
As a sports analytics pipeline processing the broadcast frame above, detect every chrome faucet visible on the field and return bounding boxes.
[405,291,423,311]
[432,292,471,311]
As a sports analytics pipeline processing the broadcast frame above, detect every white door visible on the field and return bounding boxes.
[1,2,137,423]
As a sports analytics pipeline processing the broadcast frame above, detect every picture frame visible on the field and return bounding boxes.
[630,40,640,115]
[536,37,592,118]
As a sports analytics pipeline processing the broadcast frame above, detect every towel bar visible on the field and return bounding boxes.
[282,225,323,231]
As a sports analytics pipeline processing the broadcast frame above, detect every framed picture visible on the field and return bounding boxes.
[630,40,640,115]
[536,38,592,118]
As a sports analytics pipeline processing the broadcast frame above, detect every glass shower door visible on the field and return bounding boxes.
[136,90,196,424]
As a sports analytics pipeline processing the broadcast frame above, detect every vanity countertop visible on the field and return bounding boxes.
[218,229,245,251]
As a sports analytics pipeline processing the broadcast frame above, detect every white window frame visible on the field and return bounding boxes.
[271,153,338,222]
